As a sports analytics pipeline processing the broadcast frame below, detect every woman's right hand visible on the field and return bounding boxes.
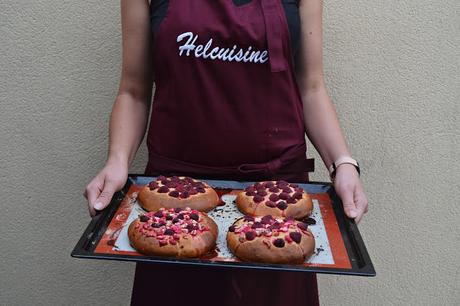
[84,158,128,217]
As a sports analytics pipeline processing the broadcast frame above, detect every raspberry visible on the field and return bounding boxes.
[166,215,173,220]
[154,211,164,218]
[172,217,180,223]
[245,231,257,241]
[268,187,280,193]
[246,191,257,196]
[192,182,205,188]
[289,183,299,188]
[273,238,285,248]
[279,193,290,200]
[253,195,264,203]
[276,180,288,187]
[170,176,180,182]
[293,192,303,200]
[158,186,169,193]
[164,229,174,235]
[189,189,198,195]
[139,215,149,222]
[148,181,158,189]
[176,185,185,192]
[282,187,292,194]
[228,225,236,232]
[165,181,178,188]
[254,182,264,189]
[265,201,277,208]
[151,223,161,228]
[183,177,194,183]
[289,232,302,243]
[169,190,180,198]
[297,222,309,231]
[264,181,275,188]
[269,193,279,202]
[159,240,168,247]
[189,213,199,221]
[244,215,255,222]
[174,207,183,213]
[277,201,288,210]
[197,187,206,193]
[177,213,184,220]
[261,215,273,224]
[186,224,198,232]
[287,197,297,204]
[180,191,190,199]
[256,190,267,196]
[269,223,281,230]
[251,222,263,229]
[244,186,255,192]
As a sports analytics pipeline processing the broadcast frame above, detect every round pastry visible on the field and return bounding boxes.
[128,207,218,258]
[138,175,220,212]
[235,180,313,219]
[226,215,315,264]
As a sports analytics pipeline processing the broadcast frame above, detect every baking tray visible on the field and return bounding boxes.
[72,174,375,276]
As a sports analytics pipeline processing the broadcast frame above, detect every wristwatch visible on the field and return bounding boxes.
[328,156,360,181]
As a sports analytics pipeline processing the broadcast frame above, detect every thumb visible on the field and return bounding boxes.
[338,188,358,219]
[94,182,116,211]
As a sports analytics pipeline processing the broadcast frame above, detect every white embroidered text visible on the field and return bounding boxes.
[176,32,268,64]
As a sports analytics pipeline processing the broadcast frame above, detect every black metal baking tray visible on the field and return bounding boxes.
[71,174,375,276]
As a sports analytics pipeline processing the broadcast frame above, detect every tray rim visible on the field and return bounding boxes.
[71,174,376,277]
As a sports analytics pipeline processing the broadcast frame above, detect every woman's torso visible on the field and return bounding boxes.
[133,3,318,306]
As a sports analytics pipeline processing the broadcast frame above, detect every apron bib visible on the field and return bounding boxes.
[145,0,314,181]
[132,1,319,305]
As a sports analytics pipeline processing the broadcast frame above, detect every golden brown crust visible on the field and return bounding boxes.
[137,176,220,212]
[128,209,218,258]
[235,181,313,219]
[226,216,315,264]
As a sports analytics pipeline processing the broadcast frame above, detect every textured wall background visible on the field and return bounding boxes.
[1,0,458,305]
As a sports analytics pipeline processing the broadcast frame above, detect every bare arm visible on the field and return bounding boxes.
[296,0,368,222]
[296,0,349,168]
[84,0,153,216]
[109,0,153,167]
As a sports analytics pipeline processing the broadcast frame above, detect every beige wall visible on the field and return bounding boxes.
[1,0,458,305]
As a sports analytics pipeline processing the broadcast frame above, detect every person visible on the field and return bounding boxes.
[84,0,369,305]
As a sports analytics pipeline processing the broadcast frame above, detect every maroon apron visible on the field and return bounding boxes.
[131,0,318,305]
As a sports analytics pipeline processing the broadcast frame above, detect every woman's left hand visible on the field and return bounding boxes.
[333,164,369,223]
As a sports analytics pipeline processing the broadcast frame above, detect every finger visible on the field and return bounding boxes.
[354,190,368,224]
[94,181,117,211]
[85,184,100,217]
[337,187,358,219]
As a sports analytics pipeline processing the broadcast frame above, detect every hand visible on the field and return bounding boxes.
[333,164,368,223]
[84,158,128,217]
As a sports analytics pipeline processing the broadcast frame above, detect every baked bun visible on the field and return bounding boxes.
[128,207,218,258]
[235,181,313,219]
[138,176,220,212]
[226,215,315,264]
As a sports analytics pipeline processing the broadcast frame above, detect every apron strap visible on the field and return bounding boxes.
[261,0,288,72]
[146,144,314,179]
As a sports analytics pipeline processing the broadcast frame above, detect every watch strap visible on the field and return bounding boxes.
[329,156,360,179]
